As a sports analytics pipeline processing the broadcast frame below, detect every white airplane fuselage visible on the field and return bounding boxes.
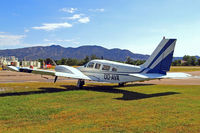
[76,60,146,83]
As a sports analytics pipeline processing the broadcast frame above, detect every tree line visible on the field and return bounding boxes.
[38,55,101,66]
[38,55,200,66]
[172,55,200,66]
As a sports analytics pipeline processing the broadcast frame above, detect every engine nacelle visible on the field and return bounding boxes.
[55,65,73,74]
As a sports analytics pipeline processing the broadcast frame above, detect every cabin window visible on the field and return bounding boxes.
[112,67,117,72]
[95,63,101,69]
[102,65,110,71]
[87,62,94,68]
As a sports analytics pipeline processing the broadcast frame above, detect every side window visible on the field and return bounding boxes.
[112,67,117,72]
[87,62,94,68]
[102,65,110,71]
[95,63,101,69]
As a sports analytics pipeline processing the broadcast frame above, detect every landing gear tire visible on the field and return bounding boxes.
[119,83,125,87]
[77,79,85,88]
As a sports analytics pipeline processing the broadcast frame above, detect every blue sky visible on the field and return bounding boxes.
[0,0,200,56]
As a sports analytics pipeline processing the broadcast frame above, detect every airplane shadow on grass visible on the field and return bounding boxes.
[61,84,180,100]
[0,83,180,101]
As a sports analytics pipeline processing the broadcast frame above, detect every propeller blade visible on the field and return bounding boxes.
[50,58,57,66]
[54,76,58,83]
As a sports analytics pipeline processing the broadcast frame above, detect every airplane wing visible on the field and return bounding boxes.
[6,66,55,76]
[6,65,91,80]
[129,72,191,79]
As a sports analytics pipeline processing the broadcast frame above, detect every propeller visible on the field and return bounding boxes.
[54,76,58,83]
[50,58,57,66]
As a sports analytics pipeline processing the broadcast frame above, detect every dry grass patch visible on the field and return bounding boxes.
[170,66,200,72]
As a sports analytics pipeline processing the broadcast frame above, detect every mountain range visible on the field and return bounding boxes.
[0,45,198,61]
[0,45,150,61]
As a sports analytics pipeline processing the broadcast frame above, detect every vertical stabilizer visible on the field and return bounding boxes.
[140,38,177,74]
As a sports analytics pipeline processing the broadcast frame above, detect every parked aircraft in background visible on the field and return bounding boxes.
[7,38,190,88]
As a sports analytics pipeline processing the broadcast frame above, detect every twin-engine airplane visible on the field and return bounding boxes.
[7,38,190,88]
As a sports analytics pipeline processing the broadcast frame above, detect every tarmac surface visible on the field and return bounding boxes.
[0,70,200,85]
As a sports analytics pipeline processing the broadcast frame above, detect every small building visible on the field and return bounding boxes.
[181,60,187,64]
[0,56,20,67]
[21,61,41,68]
[0,56,41,70]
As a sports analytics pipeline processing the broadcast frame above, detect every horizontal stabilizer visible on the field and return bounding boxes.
[129,73,165,79]
[130,72,191,79]
[162,72,191,79]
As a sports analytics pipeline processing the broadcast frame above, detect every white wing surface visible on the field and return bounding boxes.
[6,65,91,80]
[129,72,191,79]
[162,72,191,79]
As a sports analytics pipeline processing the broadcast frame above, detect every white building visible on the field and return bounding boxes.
[0,56,20,67]
[0,56,41,69]
[21,61,41,68]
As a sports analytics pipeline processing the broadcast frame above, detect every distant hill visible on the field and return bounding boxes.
[1,45,198,61]
[0,45,149,61]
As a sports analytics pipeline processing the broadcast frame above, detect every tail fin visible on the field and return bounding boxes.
[140,38,177,74]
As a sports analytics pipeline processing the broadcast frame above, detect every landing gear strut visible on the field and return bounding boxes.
[118,83,125,87]
[77,79,85,88]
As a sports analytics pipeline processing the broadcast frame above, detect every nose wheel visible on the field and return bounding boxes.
[77,79,85,88]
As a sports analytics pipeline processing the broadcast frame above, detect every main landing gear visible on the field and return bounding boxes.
[118,82,125,87]
[77,79,85,88]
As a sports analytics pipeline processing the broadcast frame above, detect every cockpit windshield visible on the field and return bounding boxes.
[87,62,94,68]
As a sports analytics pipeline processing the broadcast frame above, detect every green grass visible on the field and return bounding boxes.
[170,66,200,72]
[0,82,200,132]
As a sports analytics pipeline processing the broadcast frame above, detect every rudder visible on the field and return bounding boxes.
[140,38,177,74]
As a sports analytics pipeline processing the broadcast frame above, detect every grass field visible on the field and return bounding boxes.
[0,82,200,132]
[170,66,200,72]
